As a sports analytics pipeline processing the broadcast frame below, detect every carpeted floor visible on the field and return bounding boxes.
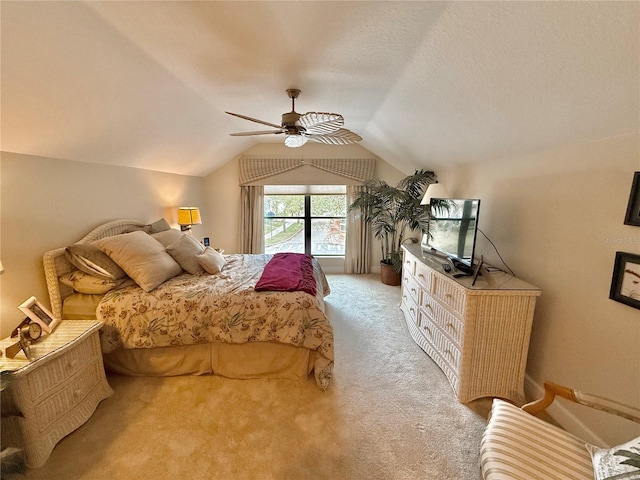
[19,274,491,480]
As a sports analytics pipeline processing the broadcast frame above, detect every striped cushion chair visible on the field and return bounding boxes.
[480,382,640,480]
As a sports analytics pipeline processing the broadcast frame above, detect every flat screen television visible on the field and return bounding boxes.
[422,198,481,271]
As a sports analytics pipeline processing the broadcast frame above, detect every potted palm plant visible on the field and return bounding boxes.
[349,169,437,285]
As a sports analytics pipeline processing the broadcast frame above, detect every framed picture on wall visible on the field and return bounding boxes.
[609,252,640,310]
[624,171,640,226]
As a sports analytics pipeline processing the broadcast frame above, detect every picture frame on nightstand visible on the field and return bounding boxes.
[18,296,60,333]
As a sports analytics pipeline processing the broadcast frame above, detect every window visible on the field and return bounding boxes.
[264,186,346,256]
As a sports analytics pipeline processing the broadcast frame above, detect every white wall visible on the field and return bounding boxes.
[0,152,204,338]
[439,134,640,446]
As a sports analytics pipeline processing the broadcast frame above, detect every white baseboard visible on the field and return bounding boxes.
[525,374,609,447]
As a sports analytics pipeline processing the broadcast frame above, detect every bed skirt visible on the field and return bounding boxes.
[103,341,315,381]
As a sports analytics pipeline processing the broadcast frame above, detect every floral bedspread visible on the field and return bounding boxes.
[97,254,333,389]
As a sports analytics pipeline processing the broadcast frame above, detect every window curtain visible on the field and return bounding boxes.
[239,157,375,260]
[345,185,371,273]
[240,185,264,253]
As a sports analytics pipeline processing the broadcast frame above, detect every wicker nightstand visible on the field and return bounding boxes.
[0,320,113,468]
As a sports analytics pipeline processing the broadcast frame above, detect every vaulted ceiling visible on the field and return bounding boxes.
[2,1,638,177]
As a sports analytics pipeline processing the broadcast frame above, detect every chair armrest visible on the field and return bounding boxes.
[523,381,640,423]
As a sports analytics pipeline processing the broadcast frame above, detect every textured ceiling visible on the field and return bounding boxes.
[1,1,638,177]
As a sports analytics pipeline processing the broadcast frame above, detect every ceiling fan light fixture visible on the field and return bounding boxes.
[227,89,361,147]
[285,134,308,148]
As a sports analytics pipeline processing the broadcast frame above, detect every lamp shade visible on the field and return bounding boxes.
[420,183,450,205]
[177,207,202,226]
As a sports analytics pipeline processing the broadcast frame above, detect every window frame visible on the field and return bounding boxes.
[263,192,346,256]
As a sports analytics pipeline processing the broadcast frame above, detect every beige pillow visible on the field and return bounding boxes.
[151,229,185,247]
[166,234,206,275]
[65,243,127,280]
[61,293,103,320]
[95,231,182,292]
[60,271,135,294]
[196,247,226,274]
[148,218,171,233]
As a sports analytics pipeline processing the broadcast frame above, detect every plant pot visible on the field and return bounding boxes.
[380,261,401,286]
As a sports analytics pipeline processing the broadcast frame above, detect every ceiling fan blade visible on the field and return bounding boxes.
[226,111,282,129]
[284,134,309,148]
[307,128,363,146]
[297,112,344,135]
[230,130,283,136]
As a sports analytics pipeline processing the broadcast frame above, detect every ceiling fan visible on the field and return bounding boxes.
[226,88,362,148]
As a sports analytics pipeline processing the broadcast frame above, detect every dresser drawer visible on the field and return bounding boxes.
[414,261,433,291]
[401,290,420,327]
[25,335,94,403]
[418,318,462,373]
[403,252,416,277]
[403,273,422,306]
[433,275,466,316]
[33,361,104,431]
[420,293,464,347]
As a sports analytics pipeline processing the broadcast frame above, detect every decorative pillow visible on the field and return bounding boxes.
[61,293,104,320]
[95,231,182,292]
[148,218,171,233]
[151,229,185,247]
[587,436,640,480]
[65,243,127,280]
[166,235,206,275]
[196,247,226,274]
[60,271,136,295]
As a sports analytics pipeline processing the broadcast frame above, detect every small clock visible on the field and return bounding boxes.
[12,318,44,342]
[22,322,43,342]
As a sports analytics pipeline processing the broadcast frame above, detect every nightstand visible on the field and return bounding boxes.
[0,320,113,468]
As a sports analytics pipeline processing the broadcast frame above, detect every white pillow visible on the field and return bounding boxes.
[196,247,226,274]
[587,436,640,480]
[95,231,182,292]
[166,234,206,275]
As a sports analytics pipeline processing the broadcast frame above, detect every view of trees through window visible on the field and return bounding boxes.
[264,194,346,255]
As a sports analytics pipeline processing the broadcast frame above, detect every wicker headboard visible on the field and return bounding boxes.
[43,219,147,320]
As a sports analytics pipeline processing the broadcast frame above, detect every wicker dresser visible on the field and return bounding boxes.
[400,244,541,404]
[0,320,112,468]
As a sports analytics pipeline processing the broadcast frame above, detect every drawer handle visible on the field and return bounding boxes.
[424,303,432,310]
[418,273,425,280]
[411,287,417,294]
[67,360,77,370]
[444,349,454,362]
[424,326,432,338]
[73,389,82,399]
[410,307,416,315]
[445,322,456,333]
[444,293,453,299]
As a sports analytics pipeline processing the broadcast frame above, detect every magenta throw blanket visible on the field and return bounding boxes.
[254,253,317,296]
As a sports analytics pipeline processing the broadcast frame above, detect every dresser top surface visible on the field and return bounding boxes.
[403,244,541,293]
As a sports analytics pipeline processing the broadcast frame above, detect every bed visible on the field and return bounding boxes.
[43,219,333,389]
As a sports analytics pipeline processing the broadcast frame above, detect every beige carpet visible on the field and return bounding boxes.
[21,274,491,480]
